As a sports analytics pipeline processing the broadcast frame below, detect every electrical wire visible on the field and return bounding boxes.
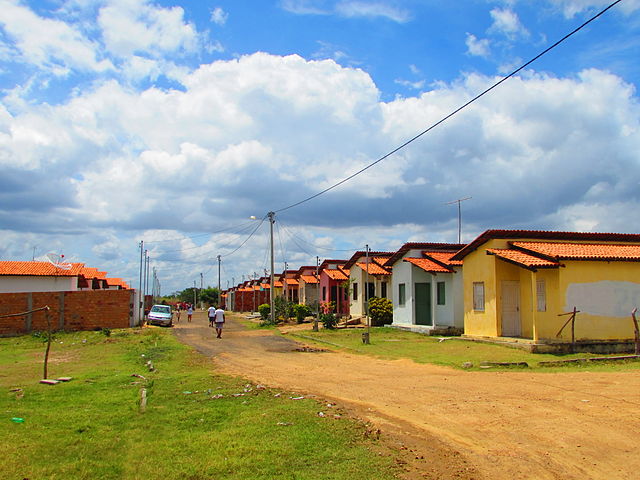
[142,219,258,244]
[278,218,365,252]
[273,0,623,214]
[220,215,266,258]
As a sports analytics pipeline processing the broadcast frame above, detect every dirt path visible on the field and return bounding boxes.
[174,312,640,480]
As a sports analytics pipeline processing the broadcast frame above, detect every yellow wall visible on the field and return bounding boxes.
[463,238,640,341]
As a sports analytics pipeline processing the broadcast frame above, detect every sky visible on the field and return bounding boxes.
[1,0,639,294]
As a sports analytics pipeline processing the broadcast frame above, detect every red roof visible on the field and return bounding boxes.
[403,257,452,273]
[355,262,391,275]
[0,261,85,276]
[299,275,319,284]
[512,242,640,261]
[423,251,463,266]
[324,269,349,281]
[487,248,559,270]
[284,278,299,286]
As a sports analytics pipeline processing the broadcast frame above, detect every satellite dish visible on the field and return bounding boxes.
[46,253,72,270]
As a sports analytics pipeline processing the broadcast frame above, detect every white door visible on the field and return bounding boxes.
[501,281,521,337]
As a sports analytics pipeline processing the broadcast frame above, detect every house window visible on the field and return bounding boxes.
[437,282,446,305]
[367,282,375,300]
[536,280,546,312]
[473,282,485,311]
[322,286,326,301]
[381,282,387,299]
[353,283,358,301]
[398,283,406,306]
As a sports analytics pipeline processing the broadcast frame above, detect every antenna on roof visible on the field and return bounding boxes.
[46,253,72,271]
[445,197,472,244]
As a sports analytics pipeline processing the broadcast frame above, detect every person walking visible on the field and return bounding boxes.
[207,304,216,327]
[174,304,181,323]
[213,305,225,338]
[187,304,193,323]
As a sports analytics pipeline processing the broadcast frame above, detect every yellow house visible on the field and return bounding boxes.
[451,230,640,352]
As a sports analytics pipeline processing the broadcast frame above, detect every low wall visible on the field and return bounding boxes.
[0,290,136,336]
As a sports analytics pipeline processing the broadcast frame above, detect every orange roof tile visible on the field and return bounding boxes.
[424,251,463,266]
[273,281,283,287]
[324,268,349,280]
[355,262,390,275]
[0,261,85,276]
[487,248,559,269]
[403,258,452,273]
[512,242,640,261]
[284,278,299,286]
[299,274,319,284]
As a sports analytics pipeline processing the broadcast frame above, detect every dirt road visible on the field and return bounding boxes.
[174,312,640,480]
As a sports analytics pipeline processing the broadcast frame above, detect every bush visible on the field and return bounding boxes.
[274,296,294,321]
[258,304,271,321]
[320,313,338,330]
[293,304,312,324]
[368,297,393,326]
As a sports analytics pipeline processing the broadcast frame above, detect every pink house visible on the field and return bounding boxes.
[318,259,350,316]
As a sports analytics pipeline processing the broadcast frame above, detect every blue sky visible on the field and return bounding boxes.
[1,0,639,293]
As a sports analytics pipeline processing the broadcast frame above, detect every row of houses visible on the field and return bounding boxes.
[0,261,131,293]
[224,229,640,352]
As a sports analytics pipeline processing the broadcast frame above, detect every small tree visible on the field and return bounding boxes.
[274,296,294,321]
[320,312,338,329]
[293,304,312,324]
[368,297,393,326]
[258,303,270,321]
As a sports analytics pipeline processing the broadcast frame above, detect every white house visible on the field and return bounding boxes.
[388,243,465,331]
[345,251,393,319]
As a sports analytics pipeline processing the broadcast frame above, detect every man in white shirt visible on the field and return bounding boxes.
[207,305,216,327]
[213,306,225,338]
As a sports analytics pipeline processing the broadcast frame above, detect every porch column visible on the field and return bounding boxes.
[530,270,539,342]
[431,275,437,327]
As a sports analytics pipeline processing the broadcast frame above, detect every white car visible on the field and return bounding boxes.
[147,305,173,327]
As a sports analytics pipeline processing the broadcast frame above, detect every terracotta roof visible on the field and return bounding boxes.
[260,283,270,289]
[355,262,390,275]
[487,248,559,270]
[344,251,394,269]
[403,257,452,273]
[0,261,85,276]
[273,281,283,287]
[423,251,463,266]
[299,275,319,284]
[284,278,299,286]
[106,278,131,289]
[387,243,466,266]
[512,242,640,261]
[324,268,349,281]
[452,230,640,260]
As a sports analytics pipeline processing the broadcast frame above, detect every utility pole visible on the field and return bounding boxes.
[268,211,276,325]
[138,241,144,323]
[284,261,289,302]
[217,255,221,296]
[364,244,371,344]
[143,250,149,317]
[313,255,320,332]
[445,197,472,243]
[193,280,197,308]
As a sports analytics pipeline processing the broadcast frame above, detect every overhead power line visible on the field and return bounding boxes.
[273,0,623,214]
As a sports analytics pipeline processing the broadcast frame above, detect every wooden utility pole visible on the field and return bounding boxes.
[632,308,640,355]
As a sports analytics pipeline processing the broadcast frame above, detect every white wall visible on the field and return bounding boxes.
[0,276,77,293]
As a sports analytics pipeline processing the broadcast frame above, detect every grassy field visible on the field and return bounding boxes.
[289,326,640,372]
[0,328,398,480]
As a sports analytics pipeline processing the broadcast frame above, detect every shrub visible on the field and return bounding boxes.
[293,304,312,324]
[258,303,271,321]
[320,312,338,330]
[368,297,393,326]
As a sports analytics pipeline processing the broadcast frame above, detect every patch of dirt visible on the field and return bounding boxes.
[175,311,640,480]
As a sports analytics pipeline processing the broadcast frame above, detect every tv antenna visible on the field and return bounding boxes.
[445,197,472,243]
[46,253,72,270]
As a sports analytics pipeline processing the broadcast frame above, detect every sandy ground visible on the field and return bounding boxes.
[173,311,640,480]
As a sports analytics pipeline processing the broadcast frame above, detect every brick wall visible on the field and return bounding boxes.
[0,290,134,336]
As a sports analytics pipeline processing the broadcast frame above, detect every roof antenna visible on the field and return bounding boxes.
[45,253,72,271]
[445,197,472,244]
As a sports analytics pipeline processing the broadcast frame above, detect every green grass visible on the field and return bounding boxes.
[291,327,640,372]
[0,329,398,480]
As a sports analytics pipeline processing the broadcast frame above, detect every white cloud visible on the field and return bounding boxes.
[465,33,491,57]
[335,1,411,22]
[210,6,228,26]
[489,7,529,40]
[548,0,640,18]
[98,0,199,58]
[0,0,112,75]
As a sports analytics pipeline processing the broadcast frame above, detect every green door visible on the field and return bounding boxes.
[415,283,432,326]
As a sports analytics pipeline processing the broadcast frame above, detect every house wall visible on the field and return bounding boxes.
[463,238,640,342]
[299,282,318,306]
[391,257,413,326]
[0,276,77,293]
[0,289,136,336]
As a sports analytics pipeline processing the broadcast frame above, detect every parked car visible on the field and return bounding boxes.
[147,304,173,327]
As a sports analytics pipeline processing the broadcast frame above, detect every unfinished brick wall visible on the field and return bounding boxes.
[0,290,135,336]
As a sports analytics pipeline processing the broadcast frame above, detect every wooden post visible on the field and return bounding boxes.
[632,308,640,355]
[571,306,576,354]
[43,307,52,380]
